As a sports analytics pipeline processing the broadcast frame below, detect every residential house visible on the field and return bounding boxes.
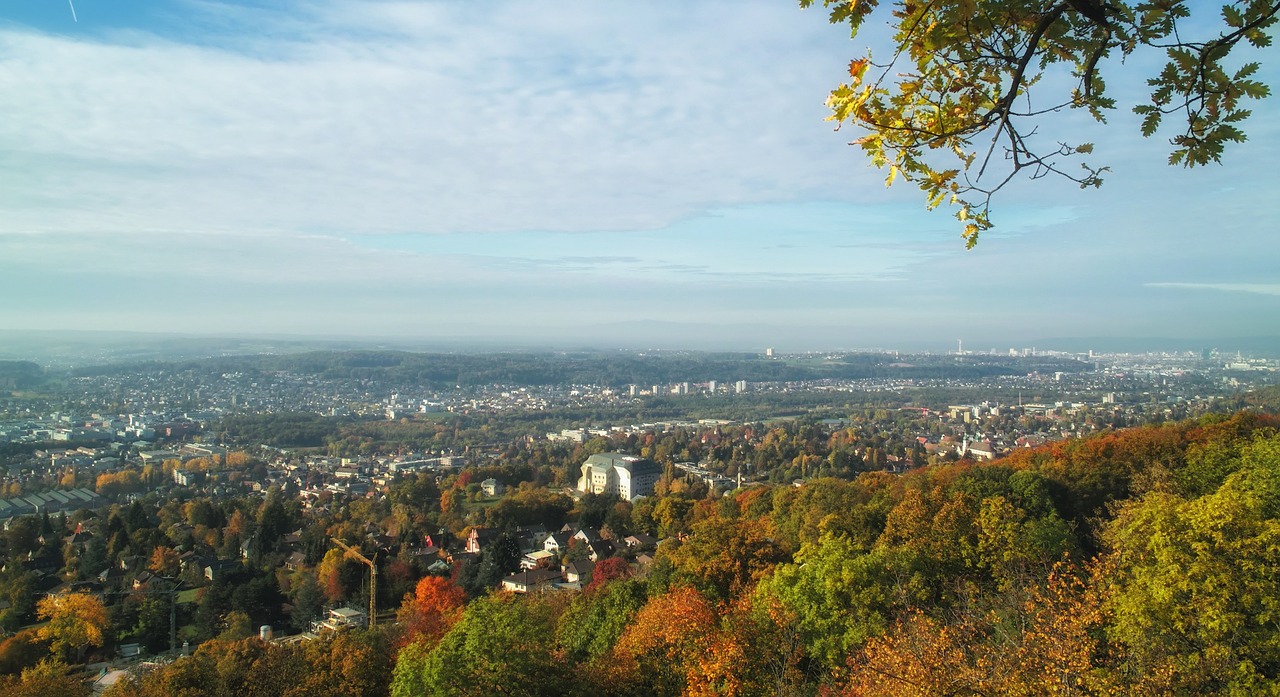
[516,524,550,552]
[204,559,241,582]
[543,531,572,555]
[572,528,602,545]
[563,559,594,584]
[481,478,505,496]
[500,568,562,594]
[623,533,658,550]
[585,539,615,562]
[520,550,556,571]
[466,527,497,554]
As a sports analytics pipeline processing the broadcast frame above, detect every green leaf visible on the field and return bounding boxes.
[1138,109,1163,137]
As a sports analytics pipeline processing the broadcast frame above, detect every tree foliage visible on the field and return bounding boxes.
[1103,432,1280,693]
[34,592,109,662]
[803,0,1279,245]
[0,659,91,697]
[395,576,466,650]
[612,586,720,697]
[392,593,570,697]
[104,631,392,697]
[837,561,1113,696]
[28,410,1280,695]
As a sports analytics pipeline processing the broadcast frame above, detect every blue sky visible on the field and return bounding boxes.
[1,0,1277,351]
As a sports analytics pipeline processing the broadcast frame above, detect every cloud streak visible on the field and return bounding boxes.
[1147,283,1280,297]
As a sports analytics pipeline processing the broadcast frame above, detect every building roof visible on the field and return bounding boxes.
[624,533,658,548]
[503,568,563,587]
[583,453,660,476]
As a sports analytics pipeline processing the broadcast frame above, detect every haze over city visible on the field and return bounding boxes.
[2,0,1278,350]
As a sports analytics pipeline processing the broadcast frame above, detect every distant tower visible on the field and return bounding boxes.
[765,347,775,358]
[957,339,963,355]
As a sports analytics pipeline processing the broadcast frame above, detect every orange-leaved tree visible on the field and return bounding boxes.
[613,586,720,696]
[395,576,466,649]
[836,560,1116,696]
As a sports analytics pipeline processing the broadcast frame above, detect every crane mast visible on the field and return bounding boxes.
[331,538,377,628]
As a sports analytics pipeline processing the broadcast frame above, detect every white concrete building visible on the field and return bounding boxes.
[576,453,661,500]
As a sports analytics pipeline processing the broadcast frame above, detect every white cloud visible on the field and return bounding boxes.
[1,0,1277,344]
[1146,283,1280,297]
[0,0,863,240]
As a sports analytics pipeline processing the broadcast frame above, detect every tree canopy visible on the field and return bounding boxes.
[803,0,1279,246]
[34,593,109,662]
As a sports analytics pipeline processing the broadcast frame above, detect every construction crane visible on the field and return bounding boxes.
[332,538,378,628]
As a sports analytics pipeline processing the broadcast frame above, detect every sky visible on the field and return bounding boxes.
[1,0,1277,352]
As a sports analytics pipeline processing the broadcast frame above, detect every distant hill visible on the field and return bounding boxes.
[0,360,45,390]
[65,350,1088,389]
[1029,336,1280,356]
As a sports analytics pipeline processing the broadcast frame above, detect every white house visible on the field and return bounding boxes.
[481,478,505,496]
[500,568,562,593]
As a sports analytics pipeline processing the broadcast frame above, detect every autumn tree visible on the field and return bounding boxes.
[835,558,1107,695]
[0,659,91,697]
[106,631,391,697]
[0,630,46,676]
[35,592,109,662]
[612,586,720,696]
[95,469,144,497]
[702,595,810,697]
[149,545,181,576]
[555,578,648,662]
[658,503,788,600]
[804,0,1279,245]
[396,576,466,649]
[315,548,353,603]
[391,593,572,697]
[582,556,632,594]
[1102,432,1280,693]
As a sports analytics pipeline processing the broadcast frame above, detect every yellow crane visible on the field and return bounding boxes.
[332,537,377,628]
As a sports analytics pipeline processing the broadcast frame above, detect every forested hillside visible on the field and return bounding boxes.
[3,412,1277,696]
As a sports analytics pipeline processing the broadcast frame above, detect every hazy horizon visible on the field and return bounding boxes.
[2,328,1278,370]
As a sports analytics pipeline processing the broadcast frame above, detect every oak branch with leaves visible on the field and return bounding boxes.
[803,0,1278,246]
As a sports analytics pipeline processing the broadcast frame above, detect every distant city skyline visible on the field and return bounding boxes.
[1,1,1277,348]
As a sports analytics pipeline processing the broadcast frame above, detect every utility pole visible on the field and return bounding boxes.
[332,538,377,628]
[102,576,180,654]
